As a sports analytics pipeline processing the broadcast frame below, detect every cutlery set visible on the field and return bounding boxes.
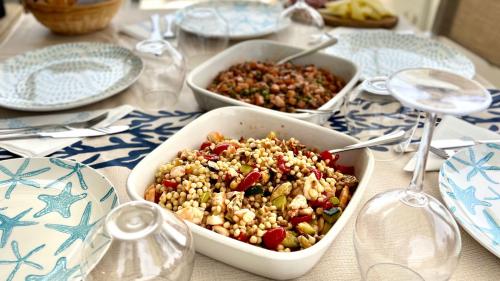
[0,112,129,141]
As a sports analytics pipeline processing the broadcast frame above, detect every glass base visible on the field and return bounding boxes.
[354,189,461,281]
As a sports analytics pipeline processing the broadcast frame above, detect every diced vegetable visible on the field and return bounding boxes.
[281,231,299,248]
[200,192,211,203]
[236,171,261,191]
[297,222,316,235]
[272,195,287,212]
[162,179,177,189]
[240,164,253,175]
[262,227,286,249]
[244,185,264,197]
[323,207,342,224]
[213,143,231,155]
[310,168,323,180]
[200,141,212,150]
[290,215,313,226]
[277,155,291,174]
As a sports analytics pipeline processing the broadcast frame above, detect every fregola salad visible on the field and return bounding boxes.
[145,132,358,251]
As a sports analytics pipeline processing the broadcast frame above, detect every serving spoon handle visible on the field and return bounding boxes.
[329,130,406,154]
[276,36,338,65]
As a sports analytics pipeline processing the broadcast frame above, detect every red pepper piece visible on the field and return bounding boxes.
[310,168,323,180]
[262,227,286,250]
[334,164,355,175]
[290,215,313,226]
[236,171,261,191]
[204,154,219,161]
[235,232,248,242]
[162,179,178,189]
[200,141,212,150]
[224,173,233,185]
[309,198,325,208]
[213,143,231,155]
[320,150,333,161]
[277,155,291,174]
[322,200,334,210]
[320,150,340,168]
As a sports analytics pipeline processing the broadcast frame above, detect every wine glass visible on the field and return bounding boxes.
[345,79,421,161]
[353,68,492,281]
[177,5,229,70]
[135,15,186,110]
[276,0,325,47]
[80,201,195,281]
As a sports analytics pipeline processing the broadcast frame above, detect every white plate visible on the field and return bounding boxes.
[439,144,500,258]
[0,158,118,280]
[0,43,143,112]
[187,40,359,124]
[175,1,289,40]
[127,106,374,280]
[326,31,475,79]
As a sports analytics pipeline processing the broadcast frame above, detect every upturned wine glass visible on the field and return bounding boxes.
[353,68,492,281]
[80,201,195,281]
[276,0,325,47]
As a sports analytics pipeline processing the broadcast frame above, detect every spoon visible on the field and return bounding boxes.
[329,130,406,154]
[276,36,338,65]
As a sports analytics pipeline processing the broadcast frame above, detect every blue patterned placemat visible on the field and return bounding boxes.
[0,90,498,170]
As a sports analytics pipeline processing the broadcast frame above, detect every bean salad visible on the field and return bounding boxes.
[207,61,346,112]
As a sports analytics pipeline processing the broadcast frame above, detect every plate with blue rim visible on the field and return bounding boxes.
[175,1,290,40]
[326,30,475,80]
[439,143,500,258]
[0,42,143,112]
[0,157,118,280]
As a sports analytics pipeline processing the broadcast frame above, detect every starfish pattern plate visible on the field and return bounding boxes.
[175,1,289,40]
[0,43,143,112]
[0,158,118,281]
[439,143,500,258]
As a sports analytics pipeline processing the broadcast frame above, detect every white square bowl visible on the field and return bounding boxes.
[127,106,374,280]
[186,40,360,124]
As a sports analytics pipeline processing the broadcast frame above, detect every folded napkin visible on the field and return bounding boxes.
[404,116,499,172]
[120,20,153,41]
[0,105,134,157]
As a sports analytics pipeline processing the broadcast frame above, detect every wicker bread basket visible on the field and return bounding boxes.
[23,0,122,35]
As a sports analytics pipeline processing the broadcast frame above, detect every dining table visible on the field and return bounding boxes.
[0,2,499,280]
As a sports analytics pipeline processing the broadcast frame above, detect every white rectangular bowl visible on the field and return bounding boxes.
[127,107,374,280]
[186,40,360,124]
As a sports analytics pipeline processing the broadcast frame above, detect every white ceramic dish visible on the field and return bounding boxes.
[186,40,360,124]
[127,106,374,280]
[0,157,118,280]
[0,43,143,112]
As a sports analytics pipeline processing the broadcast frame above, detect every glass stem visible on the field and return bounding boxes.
[408,112,437,193]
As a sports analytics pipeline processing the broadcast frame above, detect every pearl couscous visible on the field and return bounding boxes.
[145,132,358,251]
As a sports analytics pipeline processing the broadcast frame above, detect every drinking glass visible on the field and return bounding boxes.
[276,0,325,47]
[80,201,195,281]
[345,80,421,161]
[135,39,186,110]
[354,68,492,281]
[177,6,229,70]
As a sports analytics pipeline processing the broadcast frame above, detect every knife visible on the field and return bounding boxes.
[0,125,130,141]
[405,139,500,152]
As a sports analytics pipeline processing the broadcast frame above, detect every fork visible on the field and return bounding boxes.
[163,14,175,39]
[0,112,108,134]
